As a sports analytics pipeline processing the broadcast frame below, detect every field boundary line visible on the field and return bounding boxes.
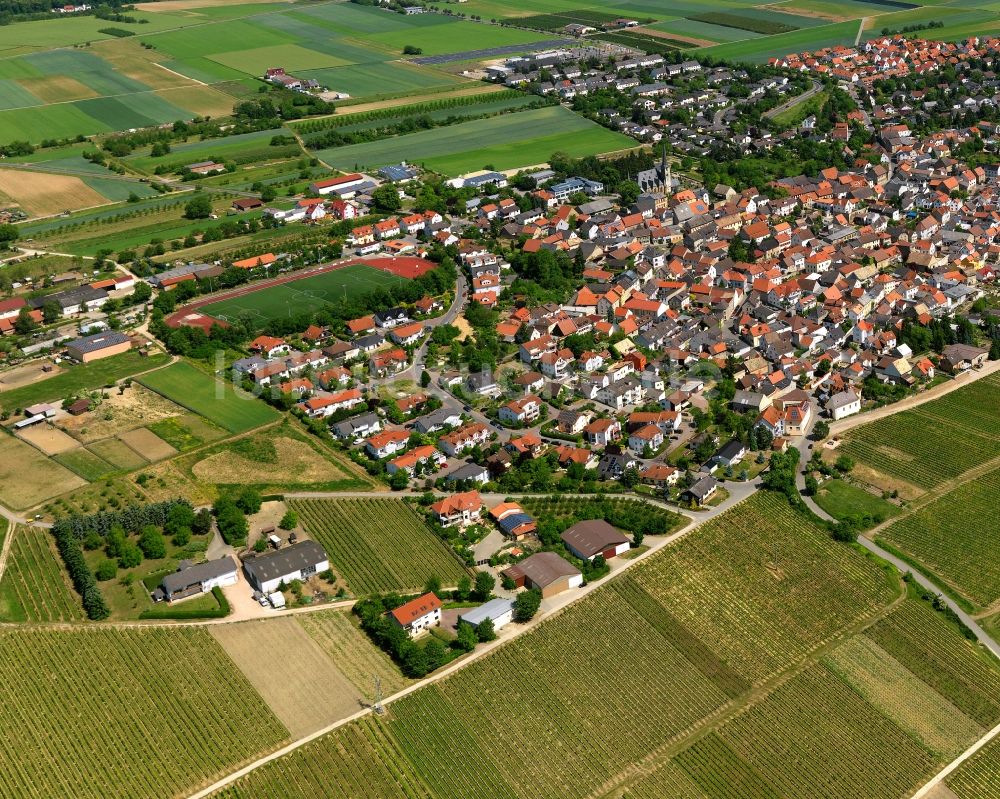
[0,520,15,583]
[910,720,1000,799]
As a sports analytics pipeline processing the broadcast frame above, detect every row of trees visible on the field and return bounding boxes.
[52,521,110,620]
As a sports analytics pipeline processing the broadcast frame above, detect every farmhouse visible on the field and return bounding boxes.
[939,343,989,373]
[502,552,582,598]
[459,598,515,631]
[187,161,225,175]
[389,591,441,637]
[243,540,329,595]
[490,502,536,540]
[560,519,630,561]
[826,390,861,421]
[157,556,237,602]
[430,490,482,527]
[683,476,719,506]
[65,331,131,363]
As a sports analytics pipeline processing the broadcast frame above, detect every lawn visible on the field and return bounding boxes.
[289,497,470,595]
[812,478,900,524]
[137,361,280,434]
[200,263,405,323]
[0,350,170,410]
[313,105,634,175]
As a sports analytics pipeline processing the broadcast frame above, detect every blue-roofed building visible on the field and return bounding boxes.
[550,176,604,202]
[378,163,420,182]
[490,501,536,540]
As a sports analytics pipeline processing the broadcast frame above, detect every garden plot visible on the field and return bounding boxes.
[0,432,85,509]
[118,427,178,462]
[56,384,186,443]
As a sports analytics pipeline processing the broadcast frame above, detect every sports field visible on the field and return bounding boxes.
[200,263,406,323]
[216,491,1000,799]
[137,361,280,434]
[313,105,634,175]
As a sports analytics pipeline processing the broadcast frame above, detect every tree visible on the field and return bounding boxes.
[454,575,471,601]
[423,638,446,672]
[105,525,127,559]
[184,194,212,219]
[812,420,830,440]
[420,370,431,388]
[118,541,143,569]
[835,454,855,474]
[401,643,429,677]
[473,571,494,601]
[279,510,298,530]
[804,473,819,496]
[402,44,423,55]
[192,508,213,535]
[371,184,402,213]
[14,307,36,335]
[390,469,409,490]
[138,525,166,559]
[455,621,477,652]
[513,588,541,622]
[131,281,152,304]
[95,559,117,581]
[475,617,496,642]
[172,526,191,546]
[0,223,19,246]
[41,301,61,324]
[424,575,442,597]
[235,486,262,515]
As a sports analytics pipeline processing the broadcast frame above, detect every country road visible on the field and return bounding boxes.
[763,80,821,121]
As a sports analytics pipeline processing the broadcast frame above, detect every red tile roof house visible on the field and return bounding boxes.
[389,321,425,347]
[387,444,445,475]
[388,592,442,638]
[430,490,483,527]
[438,422,490,457]
[365,429,410,459]
[298,388,363,418]
[249,335,290,358]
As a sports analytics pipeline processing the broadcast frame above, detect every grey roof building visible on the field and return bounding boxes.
[459,598,515,629]
[65,330,129,356]
[243,540,329,594]
[159,556,237,602]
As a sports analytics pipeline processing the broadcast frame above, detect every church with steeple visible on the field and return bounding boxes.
[636,141,676,195]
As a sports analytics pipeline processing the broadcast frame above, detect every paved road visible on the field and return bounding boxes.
[763,80,821,121]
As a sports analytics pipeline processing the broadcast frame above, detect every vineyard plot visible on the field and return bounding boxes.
[290,497,469,595]
[0,626,288,799]
[0,526,84,622]
[878,465,1000,608]
[946,735,1000,799]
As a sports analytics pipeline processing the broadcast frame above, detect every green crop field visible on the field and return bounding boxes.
[0,350,170,411]
[313,105,634,175]
[0,527,84,623]
[53,447,116,482]
[0,625,289,799]
[289,497,470,595]
[878,465,1000,608]
[812,478,900,523]
[137,361,280,434]
[841,374,1000,491]
[215,491,1000,799]
[701,20,860,61]
[299,61,464,98]
[200,263,406,324]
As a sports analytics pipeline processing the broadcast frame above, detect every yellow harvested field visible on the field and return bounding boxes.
[91,39,195,90]
[156,85,238,118]
[0,432,85,509]
[210,618,364,738]
[118,427,177,461]
[191,436,348,485]
[333,83,505,117]
[19,75,98,103]
[0,170,106,217]
[16,424,79,455]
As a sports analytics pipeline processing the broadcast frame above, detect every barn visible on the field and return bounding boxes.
[502,552,582,598]
[560,519,630,561]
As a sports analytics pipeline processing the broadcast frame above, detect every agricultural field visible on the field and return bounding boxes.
[0,526,84,623]
[0,350,170,411]
[297,608,412,696]
[312,105,634,175]
[840,373,1000,494]
[0,626,289,799]
[289,497,470,595]
[215,490,1000,799]
[947,735,1000,799]
[877,465,1000,609]
[180,422,371,493]
[0,431,85,509]
[210,618,366,738]
[700,20,860,61]
[200,262,406,323]
[137,361,281,434]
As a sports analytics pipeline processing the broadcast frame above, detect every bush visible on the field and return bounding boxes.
[118,541,143,569]
[279,510,298,530]
[476,617,496,642]
[513,588,541,622]
[95,559,117,581]
[138,525,166,559]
